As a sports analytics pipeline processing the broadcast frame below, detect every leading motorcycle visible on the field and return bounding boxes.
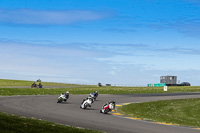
[100,101,115,114]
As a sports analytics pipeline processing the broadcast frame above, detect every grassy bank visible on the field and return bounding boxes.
[0,86,200,96]
[0,112,101,133]
[117,98,200,128]
[0,79,86,87]
[0,79,200,96]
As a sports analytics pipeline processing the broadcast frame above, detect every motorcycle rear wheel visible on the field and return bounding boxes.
[103,108,110,114]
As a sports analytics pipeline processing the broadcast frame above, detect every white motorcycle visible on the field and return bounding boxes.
[80,97,94,109]
[57,93,67,103]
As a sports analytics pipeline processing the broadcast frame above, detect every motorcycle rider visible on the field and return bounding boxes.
[98,82,102,87]
[31,82,36,87]
[100,100,116,113]
[38,83,42,88]
[94,91,98,97]
[82,96,94,105]
[103,101,116,108]
[90,91,98,99]
[64,91,69,101]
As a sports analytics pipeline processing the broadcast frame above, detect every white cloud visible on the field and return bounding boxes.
[0,9,111,25]
[108,71,117,75]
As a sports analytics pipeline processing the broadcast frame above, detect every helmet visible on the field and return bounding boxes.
[66,91,69,93]
[109,101,115,104]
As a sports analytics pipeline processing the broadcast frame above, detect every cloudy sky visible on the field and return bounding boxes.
[1,0,200,86]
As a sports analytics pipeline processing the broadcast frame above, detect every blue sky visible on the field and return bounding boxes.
[1,0,200,86]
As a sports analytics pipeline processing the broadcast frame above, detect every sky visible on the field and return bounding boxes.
[1,0,200,86]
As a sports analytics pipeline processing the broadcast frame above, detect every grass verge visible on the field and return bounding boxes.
[0,79,86,87]
[0,79,200,96]
[0,86,200,96]
[117,98,200,128]
[0,112,102,133]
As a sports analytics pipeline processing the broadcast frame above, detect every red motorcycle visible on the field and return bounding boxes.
[100,101,115,114]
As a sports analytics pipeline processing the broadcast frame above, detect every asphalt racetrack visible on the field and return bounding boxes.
[0,93,200,133]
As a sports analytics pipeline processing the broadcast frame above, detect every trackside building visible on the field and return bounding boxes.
[148,75,177,87]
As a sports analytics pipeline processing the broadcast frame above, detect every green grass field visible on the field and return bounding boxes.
[0,79,200,96]
[1,86,200,96]
[117,98,200,128]
[0,79,86,87]
[0,112,102,133]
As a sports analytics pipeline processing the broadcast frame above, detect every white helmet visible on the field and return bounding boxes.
[66,91,69,93]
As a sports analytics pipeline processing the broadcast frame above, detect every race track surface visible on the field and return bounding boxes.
[0,93,200,133]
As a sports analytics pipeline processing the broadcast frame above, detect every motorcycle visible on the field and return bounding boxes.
[38,83,43,88]
[89,91,98,100]
[80,97,94,109]
[100,101,115,114]
[57,93,67,103]
[31,83,37,88]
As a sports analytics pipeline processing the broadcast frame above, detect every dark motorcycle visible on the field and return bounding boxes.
[38,83,43,88]
[31,83,37,88]
[89,91,98,100]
